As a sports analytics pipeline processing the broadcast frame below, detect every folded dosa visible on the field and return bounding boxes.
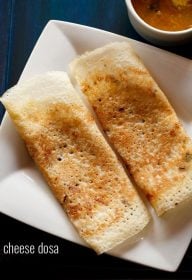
[70,42,192,216]
[1,72,149,253]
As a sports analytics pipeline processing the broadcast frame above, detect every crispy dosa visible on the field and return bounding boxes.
[1,71,149,253]
[70,42,192,216]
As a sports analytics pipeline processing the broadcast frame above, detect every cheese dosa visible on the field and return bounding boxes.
[70,42,192,216]
[1,72,149,253]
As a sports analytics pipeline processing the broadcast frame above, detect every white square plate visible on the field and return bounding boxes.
[0,20,192,272]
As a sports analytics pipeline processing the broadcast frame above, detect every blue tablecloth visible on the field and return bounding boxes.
[0,0,191,277]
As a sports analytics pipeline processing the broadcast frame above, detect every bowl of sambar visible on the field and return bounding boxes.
[125,0,192,45]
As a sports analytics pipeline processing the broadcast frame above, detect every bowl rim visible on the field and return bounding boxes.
[126,0,192,36]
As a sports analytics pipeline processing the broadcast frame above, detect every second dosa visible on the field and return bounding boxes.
[70,42,192,216]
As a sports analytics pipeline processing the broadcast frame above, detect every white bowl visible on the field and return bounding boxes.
[125,0,192,46]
